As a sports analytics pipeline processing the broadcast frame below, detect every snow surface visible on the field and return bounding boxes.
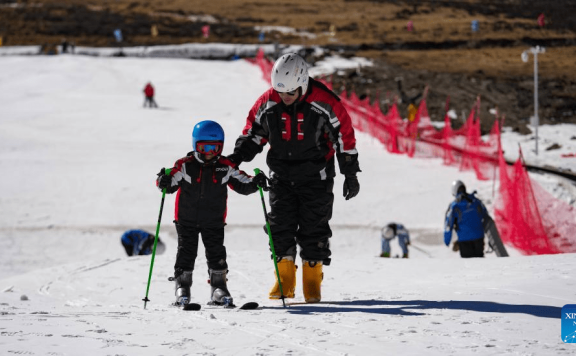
[0,54,575,355]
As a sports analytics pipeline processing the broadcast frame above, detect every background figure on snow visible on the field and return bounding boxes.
[396,77,422,122]
[380,223,410,258]
[444,180,487,258]
[156,120,266,307]
[228,53,361,303]
[143,82,158,108]
[120,229,164,256]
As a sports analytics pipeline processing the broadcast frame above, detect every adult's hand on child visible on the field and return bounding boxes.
[227,153,243,167]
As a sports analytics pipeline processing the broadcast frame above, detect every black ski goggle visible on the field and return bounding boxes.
[276,89,298,96]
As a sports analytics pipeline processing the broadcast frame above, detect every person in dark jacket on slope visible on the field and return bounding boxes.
[444,180,488,258]
[228,53,361,303]
[120,229,165,257]
[156,120,267,306]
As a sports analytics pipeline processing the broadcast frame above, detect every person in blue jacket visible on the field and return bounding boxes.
[121,229,165,257]
[381,222,411,258]
[444,180,487,258]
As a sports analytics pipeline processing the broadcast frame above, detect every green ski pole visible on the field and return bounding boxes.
[143,168,171,309]
[254,168,286,308]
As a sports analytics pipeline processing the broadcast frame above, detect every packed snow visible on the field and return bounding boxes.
[0,54,575,355]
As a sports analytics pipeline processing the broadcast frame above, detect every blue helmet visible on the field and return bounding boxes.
[192,120,225,148]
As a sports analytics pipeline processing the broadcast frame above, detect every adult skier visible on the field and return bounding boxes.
[156,120,267,306]
[228,53,361,303]
[444,180,487,258]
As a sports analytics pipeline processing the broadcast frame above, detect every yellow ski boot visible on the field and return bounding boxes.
[302,260,323,303]
[269,257,297,299]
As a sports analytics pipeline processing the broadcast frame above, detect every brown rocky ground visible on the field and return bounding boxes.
[1,0,575,134]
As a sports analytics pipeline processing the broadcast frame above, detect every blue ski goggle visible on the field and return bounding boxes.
[196,141,223,155]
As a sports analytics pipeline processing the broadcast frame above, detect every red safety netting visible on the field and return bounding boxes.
[495,145,576,254]
[246,52,576,255]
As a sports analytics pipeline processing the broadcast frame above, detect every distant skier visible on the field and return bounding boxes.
[121,229,165,257]
[143,82,158,108]
[156,120,267,307]
[396,78,422,123]
[444,180,487,258]
[228,53,361,304]
[380,223,411,258]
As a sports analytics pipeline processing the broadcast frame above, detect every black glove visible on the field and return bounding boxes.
[343,175,360,200]
[252,172,269,191]
[157,168,172,190]
[227,153,243,167]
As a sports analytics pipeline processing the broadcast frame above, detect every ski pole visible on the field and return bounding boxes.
[143,168,171,309]
[254,168,286,308]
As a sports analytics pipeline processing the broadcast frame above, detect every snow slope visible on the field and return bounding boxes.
[0,55,574,355]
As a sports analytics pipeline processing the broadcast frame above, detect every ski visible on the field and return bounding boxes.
[172,301,202,311]
[206,301,259,310]
[239,302,259,310]
[182,303,202,311]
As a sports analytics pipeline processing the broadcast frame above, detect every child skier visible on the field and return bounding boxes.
[380,222,411,258]
[156,120,267,307]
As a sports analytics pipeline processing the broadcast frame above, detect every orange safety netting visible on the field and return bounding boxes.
[247,51,576,255]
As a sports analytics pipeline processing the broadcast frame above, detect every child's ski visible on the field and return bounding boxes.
[172,301,202,311]
[206,301,259,310]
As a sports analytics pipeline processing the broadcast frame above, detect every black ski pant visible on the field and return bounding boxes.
[459,238,485,258]
[144,96,158,108]
[174,222,228,273]
[267,178,334,265]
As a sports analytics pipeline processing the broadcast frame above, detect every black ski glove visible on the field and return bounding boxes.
[252,172,270,191]
[343,174,360,200]
[157,168,172,190]
[227,153,243,167]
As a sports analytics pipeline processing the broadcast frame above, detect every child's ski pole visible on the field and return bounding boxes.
[254,168,286,308]
[143,168,171,309]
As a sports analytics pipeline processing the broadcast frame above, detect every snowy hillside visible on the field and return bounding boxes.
[0,55,574,355]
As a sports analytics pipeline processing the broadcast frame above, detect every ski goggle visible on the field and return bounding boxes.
[196,141,223,155]
[276,88,298,96]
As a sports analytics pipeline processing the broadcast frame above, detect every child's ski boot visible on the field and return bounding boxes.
[174,270,193,306]
[302,260,323,303]
[208,269,234,307]
[269,256,297,299]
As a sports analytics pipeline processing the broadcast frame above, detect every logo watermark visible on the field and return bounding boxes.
[562,304,576,343]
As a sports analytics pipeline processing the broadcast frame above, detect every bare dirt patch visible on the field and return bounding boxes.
[1,0,575,133]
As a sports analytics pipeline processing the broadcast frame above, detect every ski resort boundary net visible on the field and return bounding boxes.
[248,50,576,255]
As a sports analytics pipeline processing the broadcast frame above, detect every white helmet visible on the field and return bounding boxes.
[451,180,466,196]
[271,53,309,95]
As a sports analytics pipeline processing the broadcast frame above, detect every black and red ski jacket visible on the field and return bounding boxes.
[156,153,259,228]
[233,78,360,182]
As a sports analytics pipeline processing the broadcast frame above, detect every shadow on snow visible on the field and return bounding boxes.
[262,299,560,319]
